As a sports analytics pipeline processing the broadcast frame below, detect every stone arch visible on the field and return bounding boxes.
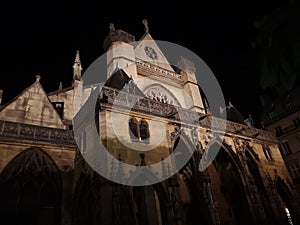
[72,174,102,225]
[171,132,195,172]
[245,145,260,162]
[208,138,248,185]
[245,150,275,224]
[143,84,181,106]
[132,183,169,225]
[73,173,142,225]
[171,134,211,225]
[152,183,169,224]
[0,147,62,225]
[207,141,254,225]
[126,163,170,225]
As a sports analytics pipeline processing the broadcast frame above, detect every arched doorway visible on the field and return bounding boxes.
[0,147,62,225]
[208,143,253,225]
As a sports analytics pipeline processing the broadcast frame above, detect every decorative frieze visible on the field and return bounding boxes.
[0,120,75,145]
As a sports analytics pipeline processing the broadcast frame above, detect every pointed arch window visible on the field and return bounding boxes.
[139,119,150,142]
[129,117,139,140]
[128,117,150,143]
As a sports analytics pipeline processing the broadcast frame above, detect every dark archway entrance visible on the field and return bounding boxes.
[133,185,166,225]
[173,136,210,225]
[209,143,253,225]
[72,175,101,225]
[0,147,62,225]
[73,173,139,225]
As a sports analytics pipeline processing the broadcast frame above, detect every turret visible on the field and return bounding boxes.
[176,57,205,113]
[103,23,137,78]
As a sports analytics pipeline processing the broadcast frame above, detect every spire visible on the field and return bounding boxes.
[59,81,63,90]
[73,50,82,81]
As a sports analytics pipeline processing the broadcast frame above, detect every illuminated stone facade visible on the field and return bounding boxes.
[0,24,299,225]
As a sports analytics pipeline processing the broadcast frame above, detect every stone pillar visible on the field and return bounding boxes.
[201,171,220,225]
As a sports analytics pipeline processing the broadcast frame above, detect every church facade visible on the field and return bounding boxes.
[0,23,299,225]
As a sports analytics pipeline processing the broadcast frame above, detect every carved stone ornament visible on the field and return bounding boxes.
[170,126,181,142]
[143,84,180,106]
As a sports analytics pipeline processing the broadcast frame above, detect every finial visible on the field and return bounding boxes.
[58,81,63,91]
[109,23,115,32]
[36,75,41,82]
[73,50,82,81]
[142,19,149,33]
[75,50,81,65]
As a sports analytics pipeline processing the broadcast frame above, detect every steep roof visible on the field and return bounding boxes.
[104,69,145,96]
[220,102,246,125]
[0,76,65,129]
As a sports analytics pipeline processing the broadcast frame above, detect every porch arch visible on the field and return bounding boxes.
[0,147,62,225]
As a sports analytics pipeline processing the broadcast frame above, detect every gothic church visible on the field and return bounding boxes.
[0,22,299,225]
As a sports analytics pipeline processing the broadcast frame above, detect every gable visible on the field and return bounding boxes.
[135,33,175,72]
[0,78,65,129]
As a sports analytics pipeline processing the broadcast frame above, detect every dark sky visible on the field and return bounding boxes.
[0,0,288,125]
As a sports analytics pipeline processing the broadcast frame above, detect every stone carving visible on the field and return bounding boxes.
[170,126,181,142]
[109,23,115,32]
[0,120,74,144]
[142,19,149,33]
[144,84,180,106]
[233,138,247,155]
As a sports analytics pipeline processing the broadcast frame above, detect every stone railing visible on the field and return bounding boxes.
[0,120,75,145]
[101,86,198,121]
[101,86,278,143]
[136,58,184,84]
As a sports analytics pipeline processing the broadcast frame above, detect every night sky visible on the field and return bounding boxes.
[0,0,289,126]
